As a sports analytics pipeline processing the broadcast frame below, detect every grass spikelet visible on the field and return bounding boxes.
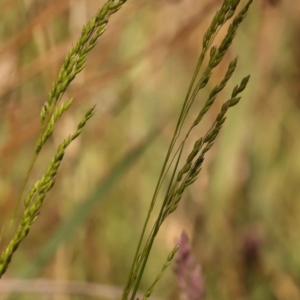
[122,1,252,299]
[142,244,179,300]
[191,57,238,129]
[41,0,127,125]
[176,1,252,143]
[159,74,250,221]
[0,106,95,278]
[11,0,128,224]
[36,98,74,154]
[1,0,128,277]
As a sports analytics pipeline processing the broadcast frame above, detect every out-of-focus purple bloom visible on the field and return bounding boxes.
[175,232,206,300]
[242,229,261,267]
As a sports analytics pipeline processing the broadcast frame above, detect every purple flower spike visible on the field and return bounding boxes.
[175,232,206,300]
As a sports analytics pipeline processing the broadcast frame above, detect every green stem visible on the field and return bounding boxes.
[122,27,215,299]
[10,153,38,227]
[122,49,207,300]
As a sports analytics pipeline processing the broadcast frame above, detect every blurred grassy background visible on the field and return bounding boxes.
[0,0,300,299]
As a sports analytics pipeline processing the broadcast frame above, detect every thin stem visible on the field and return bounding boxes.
[10,153,38,227]
[122,45,208,300]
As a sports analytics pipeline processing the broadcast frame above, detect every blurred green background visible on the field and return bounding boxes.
[0,0,300,299]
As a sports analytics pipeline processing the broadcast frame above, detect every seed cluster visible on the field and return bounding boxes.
[0,107,95,276]
[124,1,253,300]
[0,0,127,279]
[142,244,179,300]
[39,0,127,150]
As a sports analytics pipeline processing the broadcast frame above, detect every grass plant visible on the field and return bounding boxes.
[0,0,127,278]
[0,0,253,299]
[122,1,252,299]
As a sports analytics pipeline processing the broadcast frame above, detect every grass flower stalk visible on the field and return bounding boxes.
[122,1,252,299]
[142,244,179,300]
[13,0,127,222]
[0,0,127,278]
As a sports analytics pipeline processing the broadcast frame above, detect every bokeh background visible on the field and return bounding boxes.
[0,0,300,299]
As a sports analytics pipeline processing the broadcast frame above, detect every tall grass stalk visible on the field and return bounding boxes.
[122,1,252,299]
[0,0,127,278]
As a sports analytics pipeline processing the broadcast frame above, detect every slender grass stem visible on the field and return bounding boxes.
[124,1,253,298]
[1,0,128,278]
[122,55,205,299]
[10,153,38,227]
